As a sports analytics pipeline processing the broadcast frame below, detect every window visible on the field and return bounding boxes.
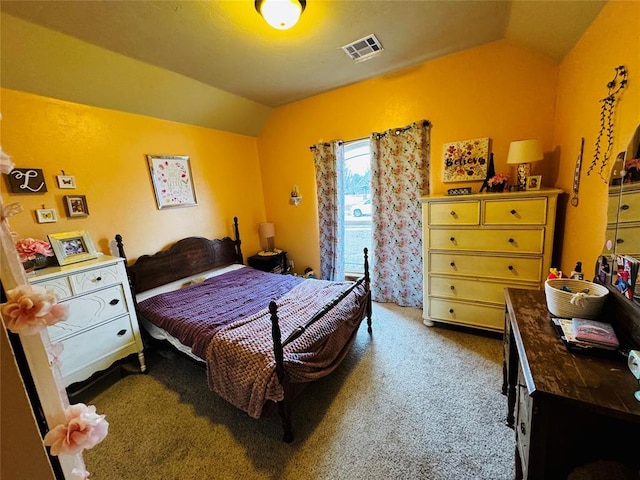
[342,139,371,275]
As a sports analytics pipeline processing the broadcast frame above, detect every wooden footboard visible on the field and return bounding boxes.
[269,247,372,442]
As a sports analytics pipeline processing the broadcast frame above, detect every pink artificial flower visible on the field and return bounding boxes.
[1,285,68,335]
[488,173,509,186]
[15,238,54,262]
[44,403,109,456]
[71,468,91,480]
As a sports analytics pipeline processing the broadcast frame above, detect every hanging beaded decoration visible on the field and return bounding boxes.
[587,65,628,181]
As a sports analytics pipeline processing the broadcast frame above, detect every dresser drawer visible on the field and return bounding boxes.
[428,298,504,330]
[31,276,73,300]
[429,275,537,304]
[484,198,547,225]
[616,190,640,223]
[613,224,640,255]
[69,263,122,294]
[429,201,480,226]
[48,285,127,341]
[429,228,545,254]
[57,314,137,382]
[429,252,542,282]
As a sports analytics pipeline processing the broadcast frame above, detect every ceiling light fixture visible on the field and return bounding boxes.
[255,0,306,30]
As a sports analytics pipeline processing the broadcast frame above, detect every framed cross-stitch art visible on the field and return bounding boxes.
[146,155,198,209]
[442,137,490,183]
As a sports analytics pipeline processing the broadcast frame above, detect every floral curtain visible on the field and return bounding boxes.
[370,121,430,307]
[311,141,345,280]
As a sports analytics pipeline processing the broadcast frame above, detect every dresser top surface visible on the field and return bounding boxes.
[28,254,123,282]
[505,288,640,421]
[421,187,563,202]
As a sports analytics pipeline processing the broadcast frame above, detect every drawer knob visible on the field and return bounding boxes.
[620,204,630,210]
[508,238,515,243]
[449,210,457,217]
[450,261,456,268]
[449,308,454,314]
[510,209,517,215]
[616,238,624,244]
[95,276,103,282]
[109,299,120,306]
[117,329,127,337]
[450,285,455,291]
[449,237,457,245]
[508,265,514,271]
[520,421,526,435]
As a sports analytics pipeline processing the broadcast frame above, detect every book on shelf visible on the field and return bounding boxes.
[571,317,620,349]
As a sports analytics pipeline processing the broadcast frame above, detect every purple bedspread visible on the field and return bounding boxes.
[137,267,368,418]
[137,267,303,359]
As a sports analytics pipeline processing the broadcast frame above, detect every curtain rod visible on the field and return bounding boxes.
[309,120,430,150]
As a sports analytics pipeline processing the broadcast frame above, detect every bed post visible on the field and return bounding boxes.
[115,234,138,303]
[233,216,243,264]
[364,247,372,334]
[269,301,293,443]
[115,234,127,262]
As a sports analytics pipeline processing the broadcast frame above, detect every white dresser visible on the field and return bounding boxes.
[421,188,562,331]
[29,255,145,387]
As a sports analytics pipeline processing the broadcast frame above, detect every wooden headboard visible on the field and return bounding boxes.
[116,217,243,294]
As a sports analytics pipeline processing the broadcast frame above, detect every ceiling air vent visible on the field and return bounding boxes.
[341,34,384,63]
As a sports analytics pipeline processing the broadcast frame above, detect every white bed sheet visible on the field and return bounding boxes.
[135,263,246,362]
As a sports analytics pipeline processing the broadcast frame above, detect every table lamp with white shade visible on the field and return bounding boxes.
[507,139,544,190]
[258,222,280,255]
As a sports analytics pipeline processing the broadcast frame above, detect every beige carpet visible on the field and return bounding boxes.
[83,302,515,479]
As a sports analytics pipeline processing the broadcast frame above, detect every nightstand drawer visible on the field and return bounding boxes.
[70,263,122,294]
[484,198,547,225]
[428,298,504,330]
[429,253,542,282]
[429,228,545,254]
[429,201,480,226]
[48,285,127,341]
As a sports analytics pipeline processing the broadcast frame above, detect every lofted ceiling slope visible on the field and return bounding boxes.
[0,1,606,136]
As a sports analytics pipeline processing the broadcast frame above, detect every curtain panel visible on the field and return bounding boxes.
[311,141,345,280]
[370,121,430,307]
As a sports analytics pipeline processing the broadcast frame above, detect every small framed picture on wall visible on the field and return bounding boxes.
[56,175,76,189]
[36,208,58,223]
[64,195,89,217]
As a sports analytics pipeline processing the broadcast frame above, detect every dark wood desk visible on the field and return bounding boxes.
[503,288,640,479]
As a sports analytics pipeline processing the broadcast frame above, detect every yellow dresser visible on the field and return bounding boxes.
[606,183,640,258]
[421,188,562,331]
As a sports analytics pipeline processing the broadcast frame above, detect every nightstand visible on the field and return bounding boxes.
[247,251,288,273]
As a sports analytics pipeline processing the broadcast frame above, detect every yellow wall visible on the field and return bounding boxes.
[258,40,559,273]
[0,89,266,261]
[553,0,640,275]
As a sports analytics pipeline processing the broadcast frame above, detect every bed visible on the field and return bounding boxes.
[115,217,372,442]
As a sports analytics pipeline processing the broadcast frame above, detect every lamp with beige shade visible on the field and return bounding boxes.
[507,139,544,190]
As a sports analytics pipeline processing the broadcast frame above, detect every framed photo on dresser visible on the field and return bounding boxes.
[48,230,98,265]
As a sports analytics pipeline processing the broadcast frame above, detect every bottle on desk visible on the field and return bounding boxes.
[570,262,584,280]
